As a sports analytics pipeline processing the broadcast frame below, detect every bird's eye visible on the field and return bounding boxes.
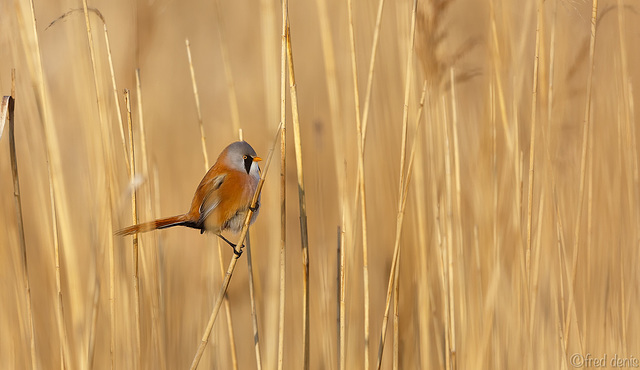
[243,155,247,160]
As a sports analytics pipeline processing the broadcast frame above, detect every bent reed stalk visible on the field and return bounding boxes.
[190,122,282,370]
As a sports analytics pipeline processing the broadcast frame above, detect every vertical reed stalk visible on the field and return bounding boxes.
[277,0,288,368]
[443,93,457,370]
[215,238,239,370]
[134,70,150,179]
[185,38,209,169]
[133,70,169,369]
[396,0,417,232]
[246,235,263,370]
[213,0,241,135]
[617,0,639,253]
[109,176,116,370]
[314,0,349,264]
[488,0,513,151]
[490,82,498,263]
[347,0,388,307]
[585,99,594,346]
[526,0,543,291]
[313,4,351,367]
[87,280,100,368]
[346,0,371,367]
[79,3,119,367]
[375,69,426,369]
[449,69,463,256]
[338,224,346,370]
[554,188,583,357]
[124,89,142,368]
[392,246,401,370]
[412,80,430,370]
[256,0,282,363]
[553,206,567,370]
[376,125,421,369]
[547,0,558,136]
[616,0,634,352]
[438,199,451,370]
[529,191,545,338]
[383,0,418,364]
[566,0,598,351]
[360,0,386,145]
[104,23,130,173]
[285,17,311,369]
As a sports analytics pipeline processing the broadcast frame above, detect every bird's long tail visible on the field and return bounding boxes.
[115,214,191,236]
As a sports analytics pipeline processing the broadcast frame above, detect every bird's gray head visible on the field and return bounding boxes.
[222,141,262,177]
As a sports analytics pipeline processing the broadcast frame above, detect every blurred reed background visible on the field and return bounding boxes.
[1,0,639,368]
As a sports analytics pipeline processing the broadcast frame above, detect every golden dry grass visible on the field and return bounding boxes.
[1,0,639,369]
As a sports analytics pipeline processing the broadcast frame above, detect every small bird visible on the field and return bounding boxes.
[116,141,262,256]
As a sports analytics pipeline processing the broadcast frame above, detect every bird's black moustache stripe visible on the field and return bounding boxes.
[244,156,253,174]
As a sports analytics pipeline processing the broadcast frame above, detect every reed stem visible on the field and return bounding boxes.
[189,123,282,370]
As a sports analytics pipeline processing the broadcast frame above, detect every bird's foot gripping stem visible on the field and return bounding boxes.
[217,234,244,257]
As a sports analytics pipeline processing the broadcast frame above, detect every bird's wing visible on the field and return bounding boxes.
[199,174,226,219]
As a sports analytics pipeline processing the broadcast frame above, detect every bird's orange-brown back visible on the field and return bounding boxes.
[188,162,257,233]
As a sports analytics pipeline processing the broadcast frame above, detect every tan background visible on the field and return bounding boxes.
[1,0,639,368]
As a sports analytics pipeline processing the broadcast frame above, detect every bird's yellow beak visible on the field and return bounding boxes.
[253,156,263,162]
